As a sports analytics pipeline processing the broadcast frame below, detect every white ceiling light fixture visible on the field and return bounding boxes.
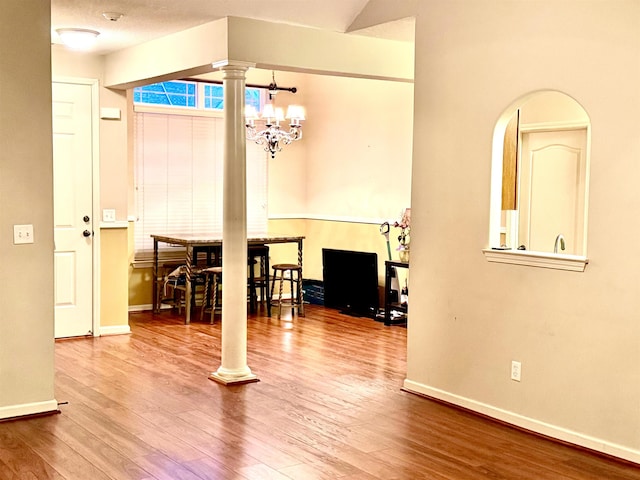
[56,28,100,51]
[245,72,305,159]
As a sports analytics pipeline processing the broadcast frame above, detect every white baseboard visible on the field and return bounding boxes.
[129,303,156,312]
[99,325,131,336]
[0,399,59,421]
[129,303,175,313]
[403,379,640,465]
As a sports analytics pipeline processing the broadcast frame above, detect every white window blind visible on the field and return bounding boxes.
[134,112,268,256]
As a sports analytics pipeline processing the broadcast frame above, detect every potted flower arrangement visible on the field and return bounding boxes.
[394,208,411,263]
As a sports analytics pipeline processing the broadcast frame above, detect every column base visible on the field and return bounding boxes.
[208,370,259,386]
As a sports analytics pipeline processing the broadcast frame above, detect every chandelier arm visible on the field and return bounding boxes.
[278,133,294,147]
[288,127,302,141]
[245,118,303,159]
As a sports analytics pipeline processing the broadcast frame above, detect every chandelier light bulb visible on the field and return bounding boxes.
[260,104,276,121]
[286,105,305,124]
[245,105,259,121]
[274,107,285,123]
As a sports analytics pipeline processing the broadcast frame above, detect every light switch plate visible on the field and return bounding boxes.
[103,209,116,222]
[14,224,34,244]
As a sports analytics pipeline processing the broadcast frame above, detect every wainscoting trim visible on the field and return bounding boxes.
[269,213,389,225]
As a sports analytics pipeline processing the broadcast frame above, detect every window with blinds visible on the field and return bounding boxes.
[133,111,268,258]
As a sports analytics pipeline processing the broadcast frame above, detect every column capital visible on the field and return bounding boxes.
[211,60,256,72]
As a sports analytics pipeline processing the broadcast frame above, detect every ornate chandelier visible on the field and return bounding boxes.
[245,73,305,159]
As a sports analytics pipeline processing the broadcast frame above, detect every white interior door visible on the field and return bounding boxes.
[519,128,587,254]
[52,82,94,338]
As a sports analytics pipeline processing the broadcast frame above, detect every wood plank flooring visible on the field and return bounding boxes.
[1,305,639,479]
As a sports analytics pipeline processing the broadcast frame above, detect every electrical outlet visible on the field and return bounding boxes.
[511,360,522,382]
[13,224,34,244]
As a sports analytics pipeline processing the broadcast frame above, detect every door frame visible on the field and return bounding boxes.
[517,121,590,256]
[53,76,101,337]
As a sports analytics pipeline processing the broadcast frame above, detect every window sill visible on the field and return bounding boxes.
[131,249,186,269]
[482,249,588,272]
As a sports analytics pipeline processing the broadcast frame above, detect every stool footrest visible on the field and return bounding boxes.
[271,298,302,306]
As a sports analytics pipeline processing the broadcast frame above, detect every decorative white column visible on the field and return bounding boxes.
[210,62,258,385]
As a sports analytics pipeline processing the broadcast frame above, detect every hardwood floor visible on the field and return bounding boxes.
[1,305,639,479]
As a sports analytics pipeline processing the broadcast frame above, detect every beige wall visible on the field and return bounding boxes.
[195,69,415,221]
[128,221,153,308]
[100,227,130,331]
[303,74,413,220]
[301,219,408,287]
[407,0,640,462]
[0,0,57,418]
[519,90,590,125]
[226,17,414,81]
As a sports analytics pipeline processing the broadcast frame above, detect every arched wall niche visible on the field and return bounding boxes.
[485,90,591,272]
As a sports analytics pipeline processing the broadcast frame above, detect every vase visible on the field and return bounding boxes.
[398,249,410,263]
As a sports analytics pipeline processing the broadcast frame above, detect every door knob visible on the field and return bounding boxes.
[83,215,90,222]
[83,230,92,237]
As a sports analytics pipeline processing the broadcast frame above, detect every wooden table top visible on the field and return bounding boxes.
[151,233,305,246]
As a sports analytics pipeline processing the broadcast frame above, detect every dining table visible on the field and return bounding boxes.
[151,233,305,324]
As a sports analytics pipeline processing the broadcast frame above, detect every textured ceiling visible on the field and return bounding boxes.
[51,0,414,55]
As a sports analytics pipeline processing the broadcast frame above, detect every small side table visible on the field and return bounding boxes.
[384,260,409,326]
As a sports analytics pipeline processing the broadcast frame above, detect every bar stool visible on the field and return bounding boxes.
[248,245,270,315]
[270,263,304,319]
[200,266,223,324]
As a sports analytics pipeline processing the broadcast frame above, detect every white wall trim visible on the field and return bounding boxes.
[0,400,59,421]
[403,379,640,465]
[99,325,132,336]
[90,78,102,338]
[519,120,590,133]
[269,213,393,225]
[100,221,129,229]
